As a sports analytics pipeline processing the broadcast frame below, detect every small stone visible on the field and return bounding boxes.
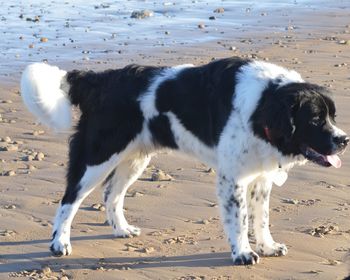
[0,229,16,236]
[35,152,45,161]
[131,10,154,19]
[327,259,340,266]
[208,202,218,208]
[5,145,18,152]
[29,44,35,49]
[213,7,225,13]
[5,170,16,176]
[282,198,299,205]
[206,168,215,173]
[40,37,48,43]
[201,219,209,225]
[198,23,205,29]
[142,247,155,254]
[1,136,11,143]
[165,31,170,35]
[229,46,237,51]
[209,16,216,20]
[24,155,34,162]
[131,191,144,197]
[91,203,105,211]
[151,169,173,181]
[4,204,16,209]
[32,130,45,136]
[41,266,52,275]
[338,40,350,45]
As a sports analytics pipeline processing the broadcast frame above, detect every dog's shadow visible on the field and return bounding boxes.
[0,235,232,273]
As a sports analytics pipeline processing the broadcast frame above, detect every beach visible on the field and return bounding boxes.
[1,1,350,279]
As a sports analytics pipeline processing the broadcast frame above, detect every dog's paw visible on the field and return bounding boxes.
[50,238,72,257]
[113,224,141,238]
[232,250,260,265]
[256,242,288,257]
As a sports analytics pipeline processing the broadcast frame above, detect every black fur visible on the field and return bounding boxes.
[61,65,163,205]
[149,114,178,149]
[155,57,250,146]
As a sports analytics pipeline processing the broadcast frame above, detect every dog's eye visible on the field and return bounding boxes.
[310,117,325,126]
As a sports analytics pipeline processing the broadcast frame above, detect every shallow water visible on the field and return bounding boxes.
[0,0,347,78]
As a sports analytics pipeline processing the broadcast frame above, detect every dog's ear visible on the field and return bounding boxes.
[265,98,296,143]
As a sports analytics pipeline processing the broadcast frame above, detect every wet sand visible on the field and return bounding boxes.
[1,1,350,279]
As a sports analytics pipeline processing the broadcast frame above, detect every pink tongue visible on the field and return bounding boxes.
[326,155,342,168]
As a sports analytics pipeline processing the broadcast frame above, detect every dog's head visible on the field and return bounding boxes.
[252,82,348,167]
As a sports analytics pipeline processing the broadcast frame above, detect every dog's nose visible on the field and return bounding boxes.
[334,135,349,146]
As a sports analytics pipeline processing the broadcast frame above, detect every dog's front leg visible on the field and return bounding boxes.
[250,180,288,257]
[217,173,259,265]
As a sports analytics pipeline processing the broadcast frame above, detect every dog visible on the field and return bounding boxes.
[21,57,348,265]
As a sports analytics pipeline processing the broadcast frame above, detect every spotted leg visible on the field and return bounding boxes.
[103,155,151,238]
[249,180,287,257]
[217,172,260,265]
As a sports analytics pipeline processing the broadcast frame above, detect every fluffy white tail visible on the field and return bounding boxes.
[21,63,72,132]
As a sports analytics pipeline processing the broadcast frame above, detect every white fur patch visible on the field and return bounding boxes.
[21,63,72,132]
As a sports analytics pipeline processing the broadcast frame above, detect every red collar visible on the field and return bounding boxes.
[264,126,273,143]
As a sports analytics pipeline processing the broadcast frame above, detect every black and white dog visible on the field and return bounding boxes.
[21,57,348,265]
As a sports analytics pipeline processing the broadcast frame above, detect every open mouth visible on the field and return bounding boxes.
[300,145,342,168]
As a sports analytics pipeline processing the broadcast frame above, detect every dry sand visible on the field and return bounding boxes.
[1,2,350,280]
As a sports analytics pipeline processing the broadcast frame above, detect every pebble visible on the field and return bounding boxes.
[4,145,18,152]
[130,191,144,197]
[40,37,48,43]
[4,170,16,176]
[131,10,154,19]
[338,40,350,45]
[209,16,216,20]
[151,169,173,181]
[208,202,218,208]
[213,7,225,13]
[229,46,237,51]
[327,259,340,266]
[198,23,205,29]
[91,203,105,211]
[28,44,35,49]
[206,168,215,174]
[1,99,12,104]
[309,225,339,237]
[0,229,16,236]
[282,198,299,205]
[34,152,45,161]
[141,246,155,254]
[4,204,16,209]
[32,130,45,136]
[24,155,34,161]
[1,136,11,143]
[41,266,52,275]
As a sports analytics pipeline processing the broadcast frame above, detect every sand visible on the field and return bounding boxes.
[1,1,350,279]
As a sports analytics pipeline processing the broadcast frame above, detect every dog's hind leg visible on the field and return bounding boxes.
[50,132,120,256]
[104,154,151,238]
